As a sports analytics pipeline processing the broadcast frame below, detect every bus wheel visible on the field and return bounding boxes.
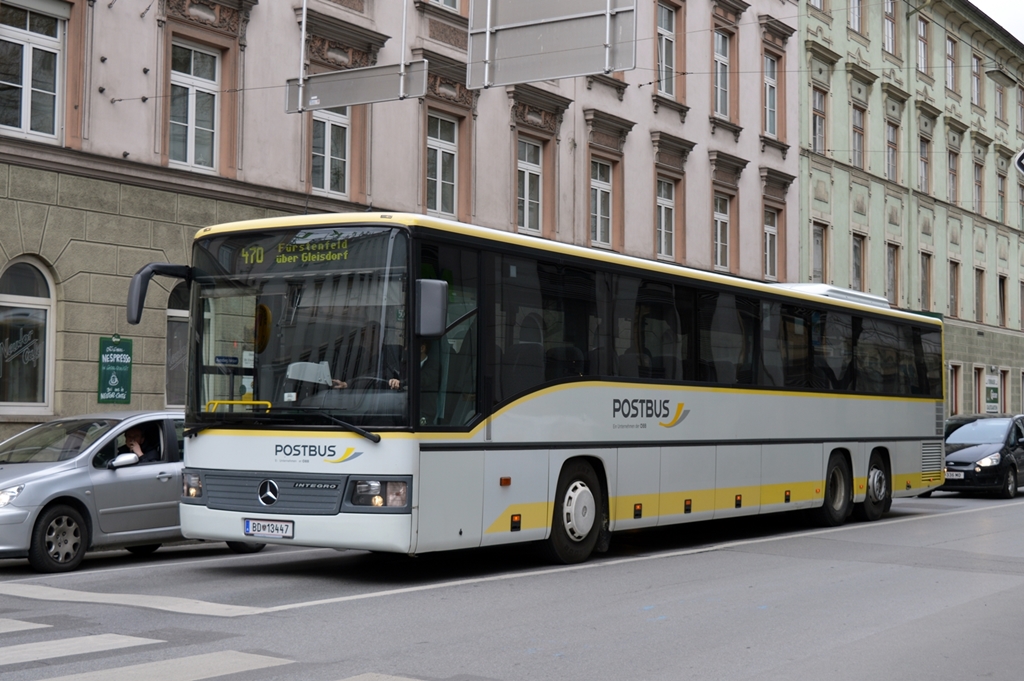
[854,452,890,522]
[814,453,852,527]
[545,460,604,564]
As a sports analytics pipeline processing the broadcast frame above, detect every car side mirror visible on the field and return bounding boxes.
[109,452,139,469]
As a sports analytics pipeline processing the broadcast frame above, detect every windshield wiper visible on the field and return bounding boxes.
[272,408,381,443]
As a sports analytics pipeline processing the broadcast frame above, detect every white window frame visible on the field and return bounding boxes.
[917,18,928,73]
[920,251,932,311]
[713,31,729,118]
[517,138,542,233]
[851,233,865,292]
[975,267,985,323]
[0,257,55,415]
[432,0,457,8]
[590,159,613,247]
[971,54,982,106]
[886,243,899,305]
[919,136,930,193]
[713,194,730,271]
[852,105,864,168]
[883,0,896,55]
[948,151,959,204]
[949,259,960,318]
[945,37,957,91]
[764,54,777,138]
[169,40,220,172]
[849,0,862,33]
[948,363,962,416]
[997,172,1006,223]
[311,107,349,198]
[812,223,827,284]
[165,284,189,408]
[763,208,778,281]
[886,122,899,183]
[1018,87,1024,134]
[974,162,983,213]
[426,112,458,218]
[656,3,675,98]
[0,5,63,142]
[812,88,826,154]
[656,177,675,259]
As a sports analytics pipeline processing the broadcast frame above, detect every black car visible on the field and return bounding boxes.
[941,415,1024,498]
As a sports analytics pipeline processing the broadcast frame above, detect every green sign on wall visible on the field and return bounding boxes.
[98,336,132,404]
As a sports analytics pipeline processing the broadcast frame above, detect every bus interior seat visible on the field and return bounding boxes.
[546,345,584,380]
[501,314,545,399]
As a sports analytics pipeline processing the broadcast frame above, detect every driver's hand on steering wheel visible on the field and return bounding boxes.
[388,378,400,390]
[332,378,347,389]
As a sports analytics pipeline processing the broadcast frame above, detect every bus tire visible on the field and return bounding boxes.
[545,460,604,564]
[814,453,852,527]
[854,452,890,522]
[226,541,266,554]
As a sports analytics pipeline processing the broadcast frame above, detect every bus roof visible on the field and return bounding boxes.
[195,212,943,327]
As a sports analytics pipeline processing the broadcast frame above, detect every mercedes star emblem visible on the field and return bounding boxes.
[258,479,279,506]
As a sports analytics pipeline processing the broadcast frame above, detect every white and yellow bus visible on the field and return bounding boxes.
[127,212,944,563]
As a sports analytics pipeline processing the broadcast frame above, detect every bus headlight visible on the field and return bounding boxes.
[0,484,24,508]
[183,472,203,498]
[350,479,408,508]
[977,453,1001,467]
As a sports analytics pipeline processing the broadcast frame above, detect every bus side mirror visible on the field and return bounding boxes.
[127,263,191,324]
[416,279,448,337]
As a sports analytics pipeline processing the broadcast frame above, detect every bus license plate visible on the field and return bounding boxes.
[244,519,294,539]
[945,471,964,480]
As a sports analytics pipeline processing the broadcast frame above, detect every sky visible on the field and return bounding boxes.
[968,0,1024,46]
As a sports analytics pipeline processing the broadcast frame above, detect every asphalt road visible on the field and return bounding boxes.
[3,491,1024,681]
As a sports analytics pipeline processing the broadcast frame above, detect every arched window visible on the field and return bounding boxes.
[166,282,189,406]
[0,260,53,409]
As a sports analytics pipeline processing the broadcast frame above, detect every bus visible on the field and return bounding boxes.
[127,212,944,564]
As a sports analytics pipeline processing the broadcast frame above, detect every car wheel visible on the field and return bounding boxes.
[854,452,890,522]
[226,541,266,554]
[1000,467,1018,500]
[813,453,852,527]
[28,505,88,573]
[126,544,161,556]
[545,460,605,564]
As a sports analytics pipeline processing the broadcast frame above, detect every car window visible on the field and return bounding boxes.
[0,419,118,463]
[91,421,165,468]
[174,419,185,460]
[945,418,1011,445]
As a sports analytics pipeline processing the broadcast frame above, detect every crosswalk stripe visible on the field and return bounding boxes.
[0,583,264,618]
[41,650,293,681]
[0,617,51,634]
[339,675,422,681]
[1,634,162,666]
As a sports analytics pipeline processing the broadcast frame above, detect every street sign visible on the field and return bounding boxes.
[467,0,636,89]
[1013,147,1024,178]
[98,336,132,404]
[286,60,428,113]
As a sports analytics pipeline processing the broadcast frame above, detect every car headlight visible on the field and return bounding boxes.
[351,480,408,507]
[977,453,1002,467]
[182,471,203,498]
[0,484,24,508]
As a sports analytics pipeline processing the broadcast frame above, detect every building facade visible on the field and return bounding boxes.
[800,0,1024,416]
[0,0,798,437]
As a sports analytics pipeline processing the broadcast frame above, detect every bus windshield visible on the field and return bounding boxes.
[189,225,409,428]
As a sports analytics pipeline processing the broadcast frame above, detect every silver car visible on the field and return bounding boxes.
[0,410,263,572]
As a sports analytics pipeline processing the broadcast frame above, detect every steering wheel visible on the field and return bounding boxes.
[347,375,392,389]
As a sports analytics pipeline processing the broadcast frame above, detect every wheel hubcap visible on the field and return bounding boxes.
[867,466,888,504]
[45,516,81,563]
[561,480,596,542]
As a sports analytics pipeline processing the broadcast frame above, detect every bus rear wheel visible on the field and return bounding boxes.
[854,452,890,522]
[814,453,852,527]
[545,460,604,564]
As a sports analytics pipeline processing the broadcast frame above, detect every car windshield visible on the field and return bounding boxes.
[189,225,409,429]
[945,418,1011,445]
[0,419,118,463]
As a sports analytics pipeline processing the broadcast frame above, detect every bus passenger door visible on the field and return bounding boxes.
[414,450,484,552]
